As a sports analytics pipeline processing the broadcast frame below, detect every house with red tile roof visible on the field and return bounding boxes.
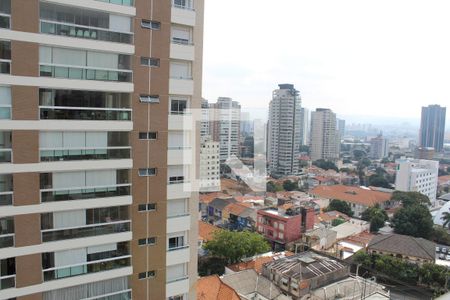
[197,275,240,300]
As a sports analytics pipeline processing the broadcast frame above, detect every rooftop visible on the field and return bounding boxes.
[197,275,241,300]
[198,221,221,242]
[227,252,295,274]
[368,233,436,260]
[310,185,392,206]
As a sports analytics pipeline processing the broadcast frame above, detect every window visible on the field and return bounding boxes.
[171,25,192,45]
[168,236,184,250]
[170,99,187,114]
[138,168,157,176]
[141,57,160,67]
[139,95,160,104]
[0,86,11,119]
[139,270,156,279]
[169,295,185,300]
[138,203,157,212]
[170,61,191,79]
[141,20,160,30]
[138,237,156,246]
[139,132,158,140]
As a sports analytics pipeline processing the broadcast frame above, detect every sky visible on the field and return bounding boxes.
[202,0,450,126]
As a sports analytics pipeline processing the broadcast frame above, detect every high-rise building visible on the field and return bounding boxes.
[200,98,210,138]
[300,107,310,146]
[419,105,446,152]
[395,158,439,204]
[199,138,220,192]
[337,118,346,139]
[310,108,339,162]
[267,84,302,176]
[369,134,388,159]
[0,1,203,299]
[210,97,241,163]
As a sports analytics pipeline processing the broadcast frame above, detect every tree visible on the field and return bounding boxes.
[391,191,431,207]
[353,149,367,160]
[362,205,388,232]
[441,212,450,229]
[368,174,391,188]
[266,181,282,193]
[312,159,339,172]
[283,180,298,191]
[325,199,353,217]
[204,230,270,264]
[431,227,450,246]
[392,204,434,239]
[331,218,346,227]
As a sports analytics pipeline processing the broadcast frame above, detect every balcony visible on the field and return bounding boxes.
[40,106,131,121]
[40,20,133,44]
[167,245,190,266]
[168,147,192,165]
[0,275,15,290]
[169,78,194,95]
[0,59,10,74]
[43,255,131,281]
[40,65,133,83]
[167,214,190,233]
[95,0,134,6]
[0,192,12,206]
[40,147,131,162]
[166,276,189,298]
[170,42,194,61]
[41,184,131,203]
[0,149,11,163]
[0,13,10,29]
[0,106,10,119]
[0,234,13,249]
[42,220,131,242]
[171,5,196,26]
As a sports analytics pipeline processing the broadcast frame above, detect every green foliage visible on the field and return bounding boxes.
[204,230,270,264]
[266,181,282,193]
[299,145,310,154]
[198,256,226,276]
[312,159,339,172]
[431,227,450,246]
[283,180,298,191]
[325,199,353,217]
[353,149,367,160]
[362,205,389,232]
[391,191,431,207]
[392,204,434,238]
[368,174,391,188]
[331,218,346,227]
[441,212,450,229]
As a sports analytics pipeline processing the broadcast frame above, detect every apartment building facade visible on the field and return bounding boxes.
[267,84,302,176]
[310,108,339,162]
[419,104,446,152]
[0,0,203,299]
[369,134,388,160]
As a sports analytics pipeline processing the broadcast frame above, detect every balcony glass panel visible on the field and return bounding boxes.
[42,221,131,242]
[0,256,15,290]
[41,184,131,202]
[0,275,14,290]
[40,147,131,162]
[95,0,134,6]
[40,107,131,121]
[40,65,132,82]
[43,255,130,281]
[0,0,10,28]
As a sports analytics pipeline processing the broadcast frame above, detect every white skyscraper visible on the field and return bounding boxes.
[268,84,302,176]
[300,107,310,146]
[395,158,439,204]
[310,108,339,162]
[199,138,221,192]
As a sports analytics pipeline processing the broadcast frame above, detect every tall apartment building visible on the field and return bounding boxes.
[419,105,446,152]
[310,108,339,162]
[0,0,203,299]
[200,98,209,138]
[267,84,302,176]
[395,158,439,205]
[337,118,345,139]
[369,134,388,159]
[210,97,241,163]
[300,107,310,146]
[199,138,220,192]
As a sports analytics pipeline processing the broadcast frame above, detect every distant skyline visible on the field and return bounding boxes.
[203,0,450,127]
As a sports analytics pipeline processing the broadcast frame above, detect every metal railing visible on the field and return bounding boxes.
[43,255,131,281]
[40,20,133,44]
[42,220,131,242]
[40,64,133,82]
[40,147,131,162]
[167,275,189,284]
[39,106,131,121]
[40,184,131,203]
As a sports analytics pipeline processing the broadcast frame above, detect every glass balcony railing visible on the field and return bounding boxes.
[43,255,131,281]
[40,65,132,82]
[0,192,12,206]
[0,234,13,248]
[42,220,131,242]
[40,106,131,121]
[0,59,10,74]
[95,291,132,300]
[0,275,15,290]
[41,184,131,203]
[95,0,134,6]
[0,106,11,119]
[0,14,10,29]
[40,147,131,162]
[0,150,11,163]
[40,20,133,44]
[168,245,189,252]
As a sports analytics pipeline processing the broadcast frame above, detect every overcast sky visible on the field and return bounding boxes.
[202,0,450,125]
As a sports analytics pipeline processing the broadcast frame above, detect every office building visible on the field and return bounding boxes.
[267,84,302,176]
[419,105,446,152]
[0,0,203,299]
[369,134,388,159]
[337,118,345,139]
[210,97,241,163]
[310,108,339,162]
[395,158,439,204]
